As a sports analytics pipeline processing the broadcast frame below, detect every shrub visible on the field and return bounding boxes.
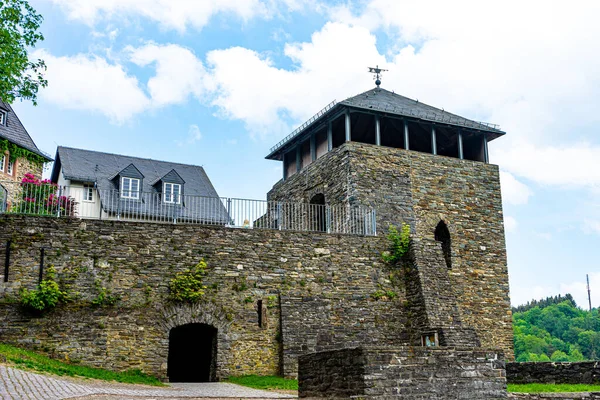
[381,223,411,264]
[12,173,77,216]
[20,266,66,312]
[169,260,208,303]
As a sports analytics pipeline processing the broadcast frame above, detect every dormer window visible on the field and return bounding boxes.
[121,177,140,199]
[0,110,6,126]
[163,182,181,204]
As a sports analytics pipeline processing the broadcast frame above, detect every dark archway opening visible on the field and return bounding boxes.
[168,323,217,382]
[309,193,326,232]
[434,221,452,269]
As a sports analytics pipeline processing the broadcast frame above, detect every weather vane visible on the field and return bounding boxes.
[368,65,388,87]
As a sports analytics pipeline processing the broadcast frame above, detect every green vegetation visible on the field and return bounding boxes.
[91,280,119,307]
[227,375,298,391]
[0,0,47,104]
[0,139,46,165]
[266,295,278,308]
[370,289,397,301]
[19,266,68,313]
[508,383,600,393]
[168,260,208,303]
[0,343,164,386]
[513,294,599,362]
[382,223,411,263]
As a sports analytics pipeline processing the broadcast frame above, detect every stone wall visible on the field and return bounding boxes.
[269,142,513,359]
[0,215,404,380]
[268,144,351,206]
[507,362,600,384]
[299,346,507,399]
[0,155,45,208]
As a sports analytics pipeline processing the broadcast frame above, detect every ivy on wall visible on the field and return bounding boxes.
[169,260,208,303]
[0,138,46,165]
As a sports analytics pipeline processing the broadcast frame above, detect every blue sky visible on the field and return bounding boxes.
[12,0,600,308]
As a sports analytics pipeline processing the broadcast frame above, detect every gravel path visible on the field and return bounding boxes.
[0,365,296,400]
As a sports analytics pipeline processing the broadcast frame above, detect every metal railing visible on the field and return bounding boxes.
[0,181,377,236]
[269,100,337,154]
[268,95,502,157]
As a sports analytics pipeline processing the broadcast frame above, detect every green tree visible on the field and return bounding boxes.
[550,350,570,362]
[513,297,599,362]
[568,348,585,362]
[0,0,47,104]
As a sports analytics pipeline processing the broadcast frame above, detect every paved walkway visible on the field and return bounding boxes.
[0,365,296,400]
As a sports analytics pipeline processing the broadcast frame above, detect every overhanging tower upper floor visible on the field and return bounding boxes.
[265,87,505,181]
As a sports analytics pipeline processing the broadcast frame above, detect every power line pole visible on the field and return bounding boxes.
[587,274,592,312]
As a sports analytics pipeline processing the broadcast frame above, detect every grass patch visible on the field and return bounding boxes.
[227,375,298,391]
[508,383,600,393]
[0,343,164,386]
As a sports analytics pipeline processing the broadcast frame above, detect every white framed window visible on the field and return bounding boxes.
[7,160,14,175]
[121,177,140,199]
[0,154,4,172]
[83,184,94,202]
[0,110,6,126]
[163,182,181,204]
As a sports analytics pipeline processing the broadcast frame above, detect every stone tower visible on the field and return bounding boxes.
[266,87,513,357]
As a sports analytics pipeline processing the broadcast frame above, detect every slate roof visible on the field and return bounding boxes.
[0,101,52,161]
[266,87,505,160]
[51,146,229,223]
[340,88,504,134]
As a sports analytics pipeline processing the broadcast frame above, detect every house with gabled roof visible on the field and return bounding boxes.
[50,146,229,224]
[0,101,53,210]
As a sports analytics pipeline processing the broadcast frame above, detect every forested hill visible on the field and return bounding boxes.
[512,294,577,313]
[513,295,599,362]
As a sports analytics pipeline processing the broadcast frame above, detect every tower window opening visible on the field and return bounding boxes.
[309,193,326,232]
[257,300,263,328]
[434,221,452,269]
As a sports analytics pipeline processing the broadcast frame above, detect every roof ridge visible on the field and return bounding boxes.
[57,146,205,169]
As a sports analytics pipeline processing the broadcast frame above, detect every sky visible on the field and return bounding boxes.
[11,0,600,308]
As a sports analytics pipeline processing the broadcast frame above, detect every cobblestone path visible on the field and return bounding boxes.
[0,366,295,400]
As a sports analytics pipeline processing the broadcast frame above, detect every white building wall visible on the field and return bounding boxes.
[58,169,102,219]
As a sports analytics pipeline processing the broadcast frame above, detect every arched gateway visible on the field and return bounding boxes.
[167,323,218,382]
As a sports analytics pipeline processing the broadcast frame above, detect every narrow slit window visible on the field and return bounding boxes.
[0,154,5,172]
[257,300,263,328]
[7,160,14,175]
[434,221,452,269]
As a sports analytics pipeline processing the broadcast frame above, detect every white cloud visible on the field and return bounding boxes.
[500,171,532,206]
[176,124,203,147]
[495,142,600,189]
[128,43,209,107]
[510,285,555,307]
[504,216,517,233]
[35,50,150,123]
[50,0,300,32]
[511,273,600,308]
[583,220,600,235]
[205,22,385,135]
[560,272,600,309]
